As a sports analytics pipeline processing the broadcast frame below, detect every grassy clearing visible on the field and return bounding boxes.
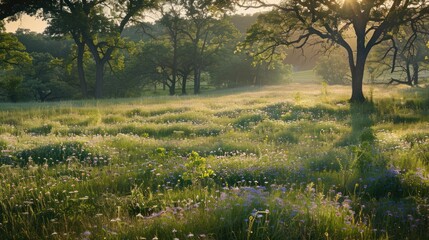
[290,70,323,84]
[1,83,429,239]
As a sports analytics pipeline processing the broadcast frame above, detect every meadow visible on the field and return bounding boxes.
[1,82,429,239]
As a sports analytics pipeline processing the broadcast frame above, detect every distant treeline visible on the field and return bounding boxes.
[0,14,296,102]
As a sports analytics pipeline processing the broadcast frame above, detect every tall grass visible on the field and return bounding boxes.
[0,83,429,239]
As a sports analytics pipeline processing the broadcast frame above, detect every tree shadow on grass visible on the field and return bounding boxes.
[336,101,376,146]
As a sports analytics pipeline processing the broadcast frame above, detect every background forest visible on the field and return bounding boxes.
[2,0,427,102]
[1,12,295,102]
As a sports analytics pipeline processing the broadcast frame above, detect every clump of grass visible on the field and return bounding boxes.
[125,107,190,117]
[0,115,23,126]
[27,124,53,135]
[12,142,109,167]
[281,104,349,122]
[0,139,7,150]
[102,115,127,124]
[403,132,429,147]
[54,114,99,127]
[214,108,247,118]
[152,112,211,124]
[261,102,291,120]
[233,112,265,130]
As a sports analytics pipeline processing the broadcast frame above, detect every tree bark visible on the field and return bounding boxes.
[405,60,413,85]
[349,32,367,103]
[169,79,176,95]
[85,42,113,99]
[83,31,114,99]
[181,74,188,95]
[171,31,178,96]
[350,65,366,103]
[95,61,104,99]
[76,42,88,98]
[412,62,419,85]
[194,68,201,94]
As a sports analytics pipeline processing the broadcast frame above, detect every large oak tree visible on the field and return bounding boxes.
[1,0,158,99]
[240,0,429,102]
[44,0,158,99]
[180,0,236,94]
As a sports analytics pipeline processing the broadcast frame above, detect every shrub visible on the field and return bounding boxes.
[183,151,216,186]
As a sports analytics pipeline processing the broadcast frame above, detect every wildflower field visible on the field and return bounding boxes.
[1,83,429,239]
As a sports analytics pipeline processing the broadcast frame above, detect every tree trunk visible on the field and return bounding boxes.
[171,33,178,96]
[39,90,52,102]
[169,80,176,96]
[192,34,201,95]
[350,72,365,102]
[412,62,419,85]
[182,74,188,95]
[405,61,413,86]
[194,68,201,94]
[95,61,104,99]
[76,43,88,98]
[84,38,114,99]
[70,33,88,98]
[349,35,367,103]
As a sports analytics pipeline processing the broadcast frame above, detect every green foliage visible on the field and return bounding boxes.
[238,11,289,67]
[229,14,259,34]
[15,29,72,58]
[0,30,31,69]
[3,14,293,101]
[210,52,292,87]
[0,72,24,102]
[183,151,215,186]
[0,28,31,101]
[314,52,349,84]
[40,0,159,98]
[21,52,77,101]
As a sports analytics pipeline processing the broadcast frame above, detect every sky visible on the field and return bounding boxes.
[4,15,47,33]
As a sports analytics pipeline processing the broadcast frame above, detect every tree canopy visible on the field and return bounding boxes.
[0,21,32,101]
[240,0,429,102]
[41,0,159,98]
[0,22,31,69]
